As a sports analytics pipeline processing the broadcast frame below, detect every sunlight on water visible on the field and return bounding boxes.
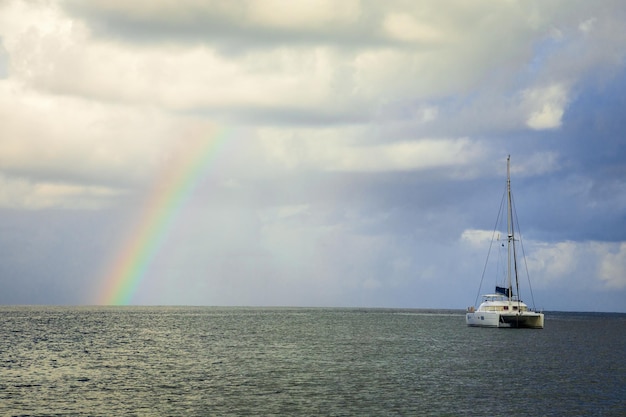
[1,307,624,416]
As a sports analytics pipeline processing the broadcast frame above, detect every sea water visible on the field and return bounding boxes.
[1,307,624,416]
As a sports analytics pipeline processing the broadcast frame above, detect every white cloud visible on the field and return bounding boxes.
[258,127,482,173]
[598,242,626,289]
[3,0,621,135]
[460,229,496,247]
[526,241,581,285]
[0,80,184,186]
[415,106,439,123]
[509,152,561,177]
[0,1,553,119]
[2,1,345,112]
[0,174,123,209]
[578,17,597,34]
[383,13,442,43]
[327,138,479,172]
[259,204,310,222]
[7,22,338,111]
[518,240,626,291]
[523,84,569,130]
[462,230,626,292]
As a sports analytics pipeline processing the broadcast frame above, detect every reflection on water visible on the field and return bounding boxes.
[1,307,624,416]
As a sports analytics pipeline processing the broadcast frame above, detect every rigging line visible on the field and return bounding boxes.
[509,186,522,311]
[474,184,507,307]
[511,192,538,310]
[510,188,521,304]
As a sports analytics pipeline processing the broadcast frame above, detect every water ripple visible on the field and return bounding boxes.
[0,307,624,416]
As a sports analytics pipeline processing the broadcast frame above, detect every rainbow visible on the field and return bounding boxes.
[97,126,231,305]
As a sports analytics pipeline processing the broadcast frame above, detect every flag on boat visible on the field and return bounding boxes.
[495,286,512,297]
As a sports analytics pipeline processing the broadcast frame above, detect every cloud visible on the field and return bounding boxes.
[383,13,442,43]
[1,0,626,311]
[510,152,561,177]
[3,0,622,133]
[523,84,569,130]
[64,0,363,37]
[579,17,597,34]
[598,242,626,289]
[0,79,187,185]
[0,41,7,78]
[258,127,484,173]
[0,3,549,112]
[246,0,361,30]
[0,174,122,210]
[461,228,626,293]
[525,241,582,285]
[7,26,338,113]
[460,229,495,247]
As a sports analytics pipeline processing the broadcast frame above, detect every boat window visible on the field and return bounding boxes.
[503,306,509,310]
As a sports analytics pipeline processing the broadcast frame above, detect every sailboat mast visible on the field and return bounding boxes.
[506,156,512,302]
[507,155,521,304]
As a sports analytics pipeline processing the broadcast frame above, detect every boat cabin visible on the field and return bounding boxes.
[477,294,529,312]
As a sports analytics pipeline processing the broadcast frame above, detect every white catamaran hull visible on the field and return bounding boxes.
[466,311,544,328]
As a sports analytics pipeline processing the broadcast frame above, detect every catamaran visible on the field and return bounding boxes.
[466,156,544,328]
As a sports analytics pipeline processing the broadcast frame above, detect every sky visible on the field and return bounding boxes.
[1,0,625,312]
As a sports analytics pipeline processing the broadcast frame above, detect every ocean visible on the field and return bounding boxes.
[1,307,624,416]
